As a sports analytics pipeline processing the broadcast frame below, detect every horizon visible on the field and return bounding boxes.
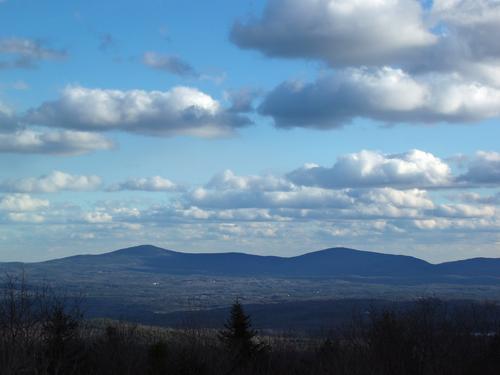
[7,243,500,265]
[1,0,500,263]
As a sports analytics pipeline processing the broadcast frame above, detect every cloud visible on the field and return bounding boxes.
[0,100,18,130]
[288,149,452,189]
[82,211,113,223]
[186,186,352,209]
[7,212,45,223]
[26,85,251,138]
[230,1,500,83]
[456,192,500,205]
[429,0,500,65]
[206,169,293,191]
[230,0,436,67]
[0,171,102,193]
[233,0,500,129]
[260,67,500,128]
[108,176,182,192]
[225,88,261,113]
[0,37,66,69]
[143,52,198,77]
[0,129,114,155]
[431,203,496,219]
[0,194,49,211]
[11,81,29,90]
[457,151,500,185]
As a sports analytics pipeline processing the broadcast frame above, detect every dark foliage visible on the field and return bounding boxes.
[1,275,500,374]
[219,300,262,354]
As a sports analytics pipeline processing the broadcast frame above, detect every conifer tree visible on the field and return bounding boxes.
[219,300,260,358]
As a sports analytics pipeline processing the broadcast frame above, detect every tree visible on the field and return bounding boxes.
[219,300,262,358]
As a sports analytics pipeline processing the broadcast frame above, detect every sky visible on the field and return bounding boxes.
[1,0,500,263]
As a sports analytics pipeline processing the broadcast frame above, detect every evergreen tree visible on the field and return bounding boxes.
[219,300,261,358]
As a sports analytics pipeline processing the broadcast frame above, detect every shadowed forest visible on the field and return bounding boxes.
[1,275,500,375]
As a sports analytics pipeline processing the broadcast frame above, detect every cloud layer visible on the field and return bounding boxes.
[2,149,498,262]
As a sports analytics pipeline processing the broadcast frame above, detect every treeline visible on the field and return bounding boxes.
[1,275,500,375]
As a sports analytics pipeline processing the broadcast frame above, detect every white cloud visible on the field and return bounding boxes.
[432,203,496,218]
[231,0,500,85]
[430,0,500,64]
[108,176,182,192]
[187,186,352,209]
[231,0,436,67]
[82,211,113,223]
[0,171,102,193]
[206,169,293,191]
[0,129,114,155]
[288,149,452,189]
[26,85,250,138]
[260,67,500,128]
[0,194,49,212]
[233,0,500,128]
[358,187,435,210]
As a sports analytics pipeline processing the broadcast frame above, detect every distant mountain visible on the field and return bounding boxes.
[436,258,500,277]
[7,244,498,279]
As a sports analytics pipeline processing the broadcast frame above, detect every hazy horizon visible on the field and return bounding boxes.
[1,0,500,263]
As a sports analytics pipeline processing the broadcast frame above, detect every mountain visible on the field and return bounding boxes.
[1,245,499,326]
[436,257,500,277]
[9,244,498,279]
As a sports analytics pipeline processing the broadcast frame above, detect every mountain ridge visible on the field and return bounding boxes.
[2,244,498,279]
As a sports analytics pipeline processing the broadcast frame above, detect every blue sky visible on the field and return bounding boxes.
[1,0,500,262]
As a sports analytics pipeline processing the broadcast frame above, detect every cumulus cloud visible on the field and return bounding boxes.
[186,186,352,209]
[0,171,102,193]
[0,129,114,155]
[0,194,49,211]
[288,149,452,189]
[108,176,182,192]
[260,67,500,128]
[206,170,293,191]
[231,1,500,80]
[143,52,198,77]
[26,85,250,138]
[457,151,500,185]
[429,0,500,65]
[0,37,66,69]
[231,0,436,67]
[232,1,500,128]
